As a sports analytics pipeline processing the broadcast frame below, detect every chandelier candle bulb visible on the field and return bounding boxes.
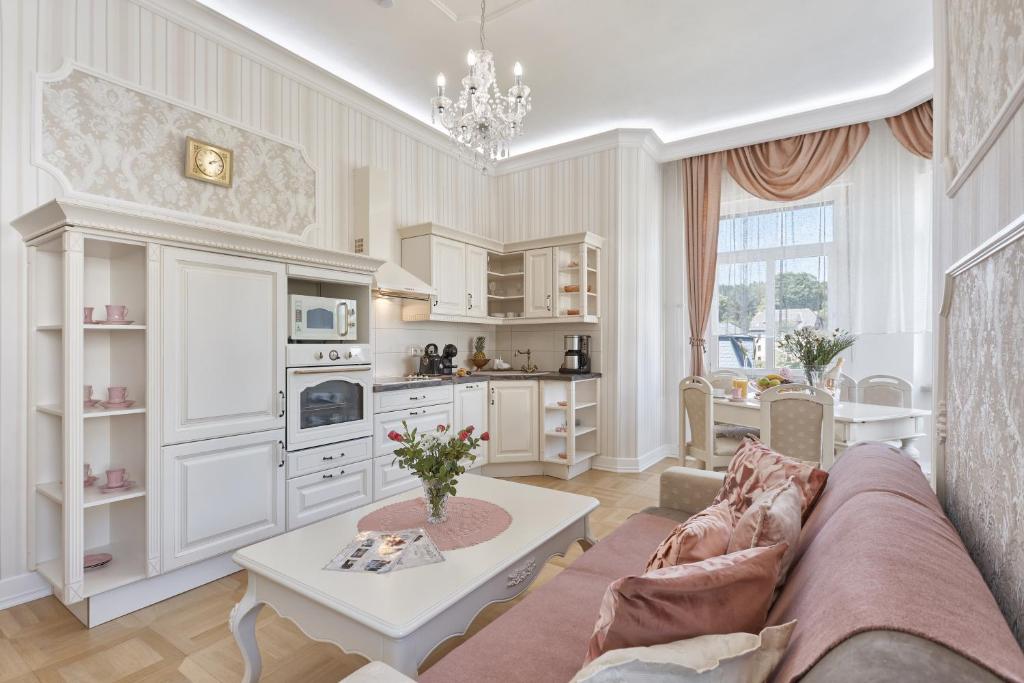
[514,61,523,85]
[467,50,477,66]
[436,73,446,96]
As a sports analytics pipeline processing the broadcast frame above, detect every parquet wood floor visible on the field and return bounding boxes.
[0,461,676,682]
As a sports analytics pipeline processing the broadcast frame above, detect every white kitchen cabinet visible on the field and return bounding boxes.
[454,381,489,467]
[161,248,286,445]
[373,402,455,457]
[401,235,466,316]
[373,456,421,500]
[287,460,372,530]
[523,247,554,318]
[465,245,489,318]
[488,381,539,463]
[162,430,285,571]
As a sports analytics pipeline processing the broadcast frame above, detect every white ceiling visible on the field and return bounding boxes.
[195,0,933,157]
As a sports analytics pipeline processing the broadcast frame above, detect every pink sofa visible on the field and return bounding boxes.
[416,444,1024,682]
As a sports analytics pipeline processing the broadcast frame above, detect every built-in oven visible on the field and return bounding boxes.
[286,343,372,450]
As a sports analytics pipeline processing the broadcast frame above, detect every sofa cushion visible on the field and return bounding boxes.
[770,450,1024,679]
[727,478,802,586]
[419,567,615,683]
[645,500,734,572]
[585,544,787,664]
[713,438,827,524]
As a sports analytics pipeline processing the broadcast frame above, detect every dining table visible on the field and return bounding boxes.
[713,396,930,469]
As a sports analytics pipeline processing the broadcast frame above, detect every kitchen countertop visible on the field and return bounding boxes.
[373,371,602,392]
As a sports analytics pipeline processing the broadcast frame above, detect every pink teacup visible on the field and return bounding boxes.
[83,307,95,324]
[105,305,127,322]
[107,386,128,403]
[105,468,127,488]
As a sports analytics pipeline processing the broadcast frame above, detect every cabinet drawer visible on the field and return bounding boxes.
[374,385,453,412]
[287,437,371,479]
[287,460,372,530]
[373,403,454,457]
[373,456,421,501]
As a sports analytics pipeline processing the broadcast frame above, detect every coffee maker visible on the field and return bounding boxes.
[440,343,458,375]
[559,335,592,374]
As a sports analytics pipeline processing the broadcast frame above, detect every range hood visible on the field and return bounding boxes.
[353,167,435,301]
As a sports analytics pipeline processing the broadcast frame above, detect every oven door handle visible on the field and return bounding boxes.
[291,366,370,375]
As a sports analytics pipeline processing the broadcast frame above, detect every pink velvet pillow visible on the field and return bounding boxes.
[645,501,734,572]
[727,478,803,586]
[714,438,828,523]
[585,543,788,664]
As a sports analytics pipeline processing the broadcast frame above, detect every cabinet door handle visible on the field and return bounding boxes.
[467,292,473,310]
[277,440,285,468]
[322,455,334,461]
[545,294,551,311]
[409,410,420,416]
[322,472,334,479]
[432,296,438,307]
[409,395,426,401]
[278,390,286,417]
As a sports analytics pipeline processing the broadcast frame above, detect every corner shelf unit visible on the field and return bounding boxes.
[555,243,600,318]
[540,378,601,479]
[486,252,526,319]
[27,232,158,607]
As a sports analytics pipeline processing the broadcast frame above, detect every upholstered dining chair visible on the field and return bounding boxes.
[836,372,858,403]
[706,369,760,440]
[679,376,746,471]
[857,374,913,408]
[760,384,836,468]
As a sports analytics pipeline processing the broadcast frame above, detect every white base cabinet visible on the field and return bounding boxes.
[488,381,539,463]
[162,430,285,572]
[287,460,372,530]
[454,381,489,468]
[372,456,420,501]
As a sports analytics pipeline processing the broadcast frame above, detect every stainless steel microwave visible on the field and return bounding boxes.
[289,294,358,341]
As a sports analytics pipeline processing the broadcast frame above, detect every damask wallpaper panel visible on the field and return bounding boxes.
[943,234,1024,645]
[39,66,317,237]
[945,0,1024,175]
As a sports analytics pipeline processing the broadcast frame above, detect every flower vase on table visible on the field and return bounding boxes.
[778,328,857,394]
[388,423,490,525]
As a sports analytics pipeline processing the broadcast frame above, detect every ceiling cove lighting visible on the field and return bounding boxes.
[430,0,532,164]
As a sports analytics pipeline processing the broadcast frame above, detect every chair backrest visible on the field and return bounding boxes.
[836,372,857,403]
[707,370,746,394]
[680,376,714,459]
[761,384,835,468]
[857,374,913,408]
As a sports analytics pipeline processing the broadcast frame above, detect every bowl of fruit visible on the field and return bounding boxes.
[754,371,794,396]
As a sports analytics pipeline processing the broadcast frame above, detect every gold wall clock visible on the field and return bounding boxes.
[185,137,233,187]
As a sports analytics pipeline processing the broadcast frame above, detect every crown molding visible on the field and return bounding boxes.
[493,69,933,174]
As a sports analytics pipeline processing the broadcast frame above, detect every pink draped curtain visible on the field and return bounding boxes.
[885,100,933,159]
[724,123,870,201]
[683,152,723,376]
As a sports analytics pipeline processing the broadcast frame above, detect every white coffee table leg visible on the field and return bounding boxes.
[577,515,597,551]
[230,589,264,683]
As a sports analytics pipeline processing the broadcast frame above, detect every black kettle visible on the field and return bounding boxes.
[419,343,442,375]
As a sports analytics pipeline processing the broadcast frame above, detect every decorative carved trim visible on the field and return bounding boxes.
[506,558,537,587]
[935,400,948,445]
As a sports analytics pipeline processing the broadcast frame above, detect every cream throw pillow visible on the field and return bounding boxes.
[571,621,796,683]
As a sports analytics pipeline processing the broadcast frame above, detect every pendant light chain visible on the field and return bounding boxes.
[480,0,486,50]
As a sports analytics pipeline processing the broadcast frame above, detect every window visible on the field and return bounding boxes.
[712,200,837,370]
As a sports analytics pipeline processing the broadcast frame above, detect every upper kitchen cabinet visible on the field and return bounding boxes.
[162,248,287,445]
[398,223,603,325]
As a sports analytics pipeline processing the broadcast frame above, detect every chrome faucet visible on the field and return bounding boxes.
[515,348,537,373]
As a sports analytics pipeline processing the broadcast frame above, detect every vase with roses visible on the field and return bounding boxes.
[388,423,489,524]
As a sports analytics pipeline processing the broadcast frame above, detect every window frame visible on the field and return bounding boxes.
[710,185,849,374]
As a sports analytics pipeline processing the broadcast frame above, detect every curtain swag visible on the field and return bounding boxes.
[885,100,933,159]
[724,123,870,202]
[683,152,723,377]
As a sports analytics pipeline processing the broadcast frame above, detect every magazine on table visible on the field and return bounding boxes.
[325,528,444,574]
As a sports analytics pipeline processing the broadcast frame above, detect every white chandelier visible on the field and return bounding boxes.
[431,0,532,163]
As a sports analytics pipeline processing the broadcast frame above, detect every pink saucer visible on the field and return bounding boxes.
[98,320,135,325]
[84,553,112,569]
[100,400,135,410]
[99,480,136,494]
[84,399,101,408]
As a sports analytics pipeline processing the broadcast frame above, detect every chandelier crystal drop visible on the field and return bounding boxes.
[430,0,532,164]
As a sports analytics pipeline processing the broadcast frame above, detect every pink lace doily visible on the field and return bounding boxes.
[357,497,512,551]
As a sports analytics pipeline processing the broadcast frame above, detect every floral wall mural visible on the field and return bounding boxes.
[39,66,317,237]
[944,235,1024,645]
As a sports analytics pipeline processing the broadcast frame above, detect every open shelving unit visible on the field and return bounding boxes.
[28,233,156,607]
[555,244,600,318]
[486,252,526,321]
[539,378,601,479]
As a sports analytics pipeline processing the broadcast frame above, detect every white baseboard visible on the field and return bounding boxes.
[0,571,52,610]
[593,444,677,473]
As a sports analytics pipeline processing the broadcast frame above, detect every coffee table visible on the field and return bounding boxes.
[229,474,599,680]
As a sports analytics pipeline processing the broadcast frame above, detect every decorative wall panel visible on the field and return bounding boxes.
[941,226,1024,645]
[40,66,318,236]
[944,0,1024,174]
